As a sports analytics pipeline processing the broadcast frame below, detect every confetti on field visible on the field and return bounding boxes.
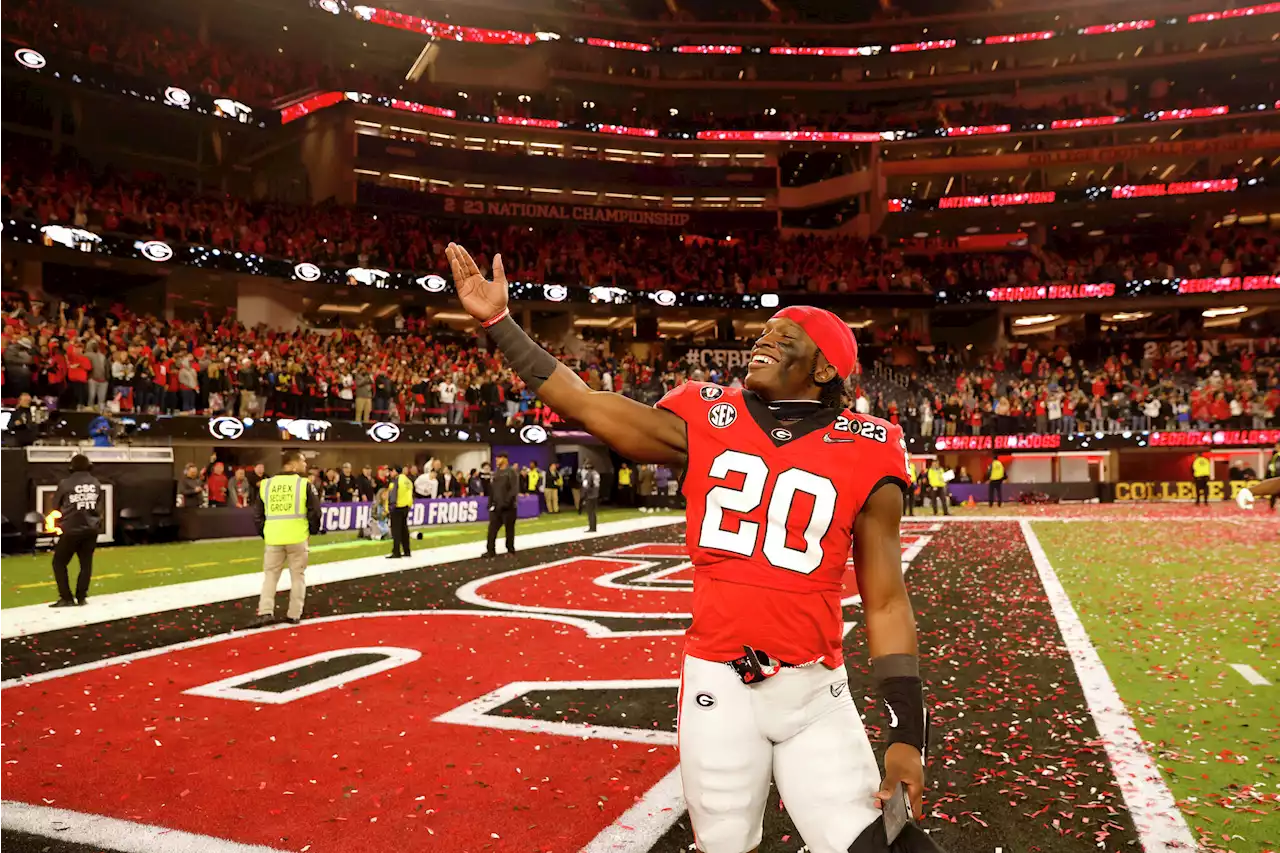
[2,515,1275,853]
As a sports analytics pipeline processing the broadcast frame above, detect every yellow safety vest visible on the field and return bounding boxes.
[619,468,632,486]
[260,475,309,546]
[528,470,540,491]
[395,474,414,508]
[906,462,917,484]
[927,468,946,488]
[990,460,1005,481]
[1192,457,1212,478]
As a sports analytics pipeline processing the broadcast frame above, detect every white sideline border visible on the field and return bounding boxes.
[1019,520,1197,852]
[0,514,684,640]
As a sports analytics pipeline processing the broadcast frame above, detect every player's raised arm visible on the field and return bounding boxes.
[853,483,927,820]
[446,242,687,464]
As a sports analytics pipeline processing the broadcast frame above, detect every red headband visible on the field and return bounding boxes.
[771,306,857,379]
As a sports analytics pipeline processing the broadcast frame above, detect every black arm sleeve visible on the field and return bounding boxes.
[307,482,323,535]
[252,484,266,537]
[485,316,561,390]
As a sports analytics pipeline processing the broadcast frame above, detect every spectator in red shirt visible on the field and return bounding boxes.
[204,459,230,508]
[1211,393,1231,425]
[65,343,92,409]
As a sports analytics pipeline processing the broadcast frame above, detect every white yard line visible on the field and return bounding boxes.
[0,801,288,853]
[1228,663,1272,687]
[0,515,683,640]
[579,766,686,853]
[1019,520,1198,853]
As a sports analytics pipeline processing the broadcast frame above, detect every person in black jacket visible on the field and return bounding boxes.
[579,460,601,533]
[485,453,519,557]
[355,465,377,501]
[48,454,103,607]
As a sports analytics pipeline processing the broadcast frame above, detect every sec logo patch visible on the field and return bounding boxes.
[708,403,737,428]
[699,386,724,402]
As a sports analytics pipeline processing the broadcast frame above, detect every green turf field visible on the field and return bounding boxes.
[1,508,674,608]
[1034,521,1279,852]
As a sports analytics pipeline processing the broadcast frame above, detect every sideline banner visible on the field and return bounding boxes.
[912,429,1278,453]
[319,494,540,533]
[1111,480,1260,502]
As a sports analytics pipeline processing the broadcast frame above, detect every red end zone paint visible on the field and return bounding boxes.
[1,614,682,852]
[459,532,935,618]
[603,543,691,558]
[461,555,699,617]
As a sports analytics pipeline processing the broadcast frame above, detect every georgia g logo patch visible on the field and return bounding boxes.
[708,403,737,428]
[699,386,724,402]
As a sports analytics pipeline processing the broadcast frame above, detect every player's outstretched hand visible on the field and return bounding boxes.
[446,242,508,323]
[877,742,925,820]
[1236,487,1254,510]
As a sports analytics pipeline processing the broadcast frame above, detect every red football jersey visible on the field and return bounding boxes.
[657,382,909,668]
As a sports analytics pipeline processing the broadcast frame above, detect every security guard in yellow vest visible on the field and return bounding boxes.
[251,450,321,627]
[903,460,917,517]
[388,463,415,558]
[926,459,950,516]
[1192,452,1213,506]
[617,463,634,507]
[988,455,1007,508]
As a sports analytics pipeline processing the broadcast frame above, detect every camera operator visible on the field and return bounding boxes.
[5,392,42,447]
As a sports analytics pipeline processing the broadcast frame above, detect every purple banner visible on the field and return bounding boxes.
[319,495,540,533]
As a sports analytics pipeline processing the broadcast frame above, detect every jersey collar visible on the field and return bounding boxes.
[743,390,841,447]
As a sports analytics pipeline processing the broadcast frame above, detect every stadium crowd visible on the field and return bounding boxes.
[1,0,361,104]
[4,295,1277,434]
[1,299,545,424]
[5,0,1273,137]
[865,340,1280,437]
[1,154,926,295]
[7,150,1279,296]
[925,226,1280,290]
